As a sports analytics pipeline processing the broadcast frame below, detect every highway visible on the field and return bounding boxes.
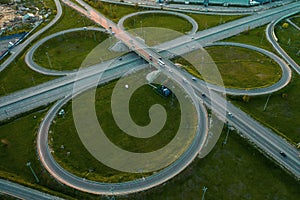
[1,0,300,197]
[36,0,210,195]
[36,0,300,195]
[156,1,300,54]
[0,179,63,200]
[0,0,63,73]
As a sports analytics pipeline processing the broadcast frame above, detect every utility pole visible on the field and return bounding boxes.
[263,93,272,111]
[223,126,230,145]
[31,76,36,85]
[26,162,39,183]
[45,52,53,69]
[202,186,208,200]
[109,186,115,200]
[2,86,6,94]
[260,32,264,44]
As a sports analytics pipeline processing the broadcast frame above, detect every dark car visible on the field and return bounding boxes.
[279,151,287,157]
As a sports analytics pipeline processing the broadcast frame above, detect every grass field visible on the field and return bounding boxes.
[43,5,97,36]
[275,21,300,66]
[1,109,299,199]
[232,73,300,144]
[290,15,300,27]
[83,0,244,32]
[83,0,142,23]
[123,13,192,34]
[223,25,275,52]
[33,30,108,70]
[1,3,299,200]
[226,21,300,144]
[0,54,54,97]
[173,46,281,89]
[124,129,300,200]
[189,14,245,31]
[0,109,76,199]
[50,79,187,182]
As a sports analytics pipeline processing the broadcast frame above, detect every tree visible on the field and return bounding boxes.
[1,139,9,147]
[282,22,289,29]
[282,93,288,99]
[0,0,12,4]
[242,95,250,103]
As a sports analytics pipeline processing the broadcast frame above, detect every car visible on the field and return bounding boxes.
[201,93,206,98]
[118,57,123,61]
[149,55,152,61]
[192,77,197,81]
[227,112,233,118]
[158,59,165,66]
[279,151,287,157]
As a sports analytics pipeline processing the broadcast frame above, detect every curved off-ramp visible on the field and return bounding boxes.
[117,10,198,35]
[37,82,208,195]
[199,42,292,96]
[25,27,107,76]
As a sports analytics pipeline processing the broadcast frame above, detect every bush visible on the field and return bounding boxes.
[282,22,289,29]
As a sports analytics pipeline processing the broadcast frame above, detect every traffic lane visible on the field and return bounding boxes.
[0,179,63,200]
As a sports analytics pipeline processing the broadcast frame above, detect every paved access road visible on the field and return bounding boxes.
[0,0,63,73]
[0,179,63,200]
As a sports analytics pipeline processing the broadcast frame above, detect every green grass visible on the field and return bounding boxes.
[124,129,300,200]
[275,22,300,66]
[0,54,54,97]
[290,15,300,27]
[173,46,281,89]
[33,31,108,70]
[83,0,244,32]
[0,100,299,199]
[0,109,78,199]
[223,25,275,52]
[83,0,143,23]
[226,23,300,144]
[40,5,97,36]
[230,73,300,144]
[50,80,186,182]
[189,14,245,31]
[123,13,192,34]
